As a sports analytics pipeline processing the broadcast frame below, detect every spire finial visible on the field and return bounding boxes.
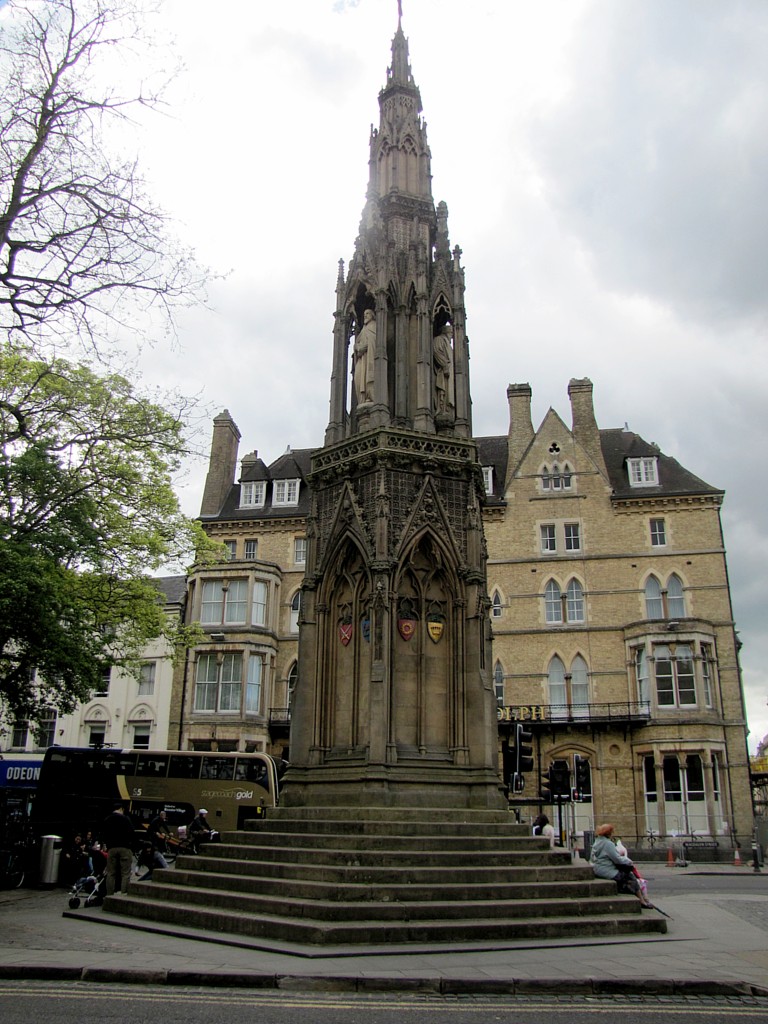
[397,0,403,25]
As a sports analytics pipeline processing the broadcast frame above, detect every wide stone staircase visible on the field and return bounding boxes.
[101,808,667,948]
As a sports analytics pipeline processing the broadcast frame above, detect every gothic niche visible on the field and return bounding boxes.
[432,299,455,427]
[324,540,371,756]
[350,286,375,421]
[393,533,457,758]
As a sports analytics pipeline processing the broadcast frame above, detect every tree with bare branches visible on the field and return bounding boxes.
[0,0,203,351]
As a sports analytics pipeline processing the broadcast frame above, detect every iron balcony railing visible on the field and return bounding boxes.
[497,701,652,727]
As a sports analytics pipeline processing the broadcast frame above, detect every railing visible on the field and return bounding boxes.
[268,707,291,728]
[497,701,651,727]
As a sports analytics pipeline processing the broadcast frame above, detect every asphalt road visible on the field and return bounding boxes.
[0,981,767,1024]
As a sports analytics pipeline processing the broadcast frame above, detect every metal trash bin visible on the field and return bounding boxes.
[582,829,595,860]
[39,835,63,886]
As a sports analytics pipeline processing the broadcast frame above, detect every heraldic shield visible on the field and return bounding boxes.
[397,596,418,642]
[427,617,444,643]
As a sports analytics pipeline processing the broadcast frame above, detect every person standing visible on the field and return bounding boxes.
[101,802,137,896]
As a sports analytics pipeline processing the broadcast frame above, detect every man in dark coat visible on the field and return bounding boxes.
[102,802,136,895]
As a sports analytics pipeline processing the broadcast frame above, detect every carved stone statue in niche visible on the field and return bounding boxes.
[353,308,376,405]
[433,324,455,414]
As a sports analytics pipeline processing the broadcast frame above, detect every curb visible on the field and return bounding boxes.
[0,964,766,997]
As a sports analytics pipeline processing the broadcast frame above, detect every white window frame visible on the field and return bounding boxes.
[540,524,556,553]
[644,576,663,620]
[654,643,697,707]
[294,537,307,565]
[251,580,268,627]
[666,574,686,619]
[544,580,562,624]
[482,466,494,495]
[246,655,263,714]
[132,725,151,750]
[138,662,156,696]
[700,643,714,708]
[650,518,666,547]
[273,478,300,506]
[564,522,581,552]
[628,457,659,487]
[223,540,237,561]
[244,539,259,560]
[218,653,243,712]
[95,667,111,697]
[493,660,505,705]
[201,580,247,626]
[491,591,503,619]
[565,578,585,622]
[240,481,266,508]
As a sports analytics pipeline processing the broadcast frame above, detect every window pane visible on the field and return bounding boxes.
[635,648,649,704]
[252,580,268,626]
[545,580,562,624]
[138,662,156,695]
[655,645,675,705]
[244,539,258,559]
[701,644,713,707]
[133,726,151,750]
[246,655,263,713]
[224,580,247,624]
[540,525,556,552]
[564,523,580,551]
[566,579,584,622]
[645,577,663,619]
[218,653,242,711]
[201,581,224,625]
[570,655,589,705]
[194,654,218,711]
[644,755,658,802]
[686,754,705,801]
[491,591,502,618]
[663,756,682,800]
[676,645,696,705]
[650,518,666,546]
[294,537,307,565]
[548,656,566,708]
[667,575,686,618]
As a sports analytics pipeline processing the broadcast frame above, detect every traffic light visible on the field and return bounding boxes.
[541,759,572,803]
[515,723,534,776]
[574,754,590,800]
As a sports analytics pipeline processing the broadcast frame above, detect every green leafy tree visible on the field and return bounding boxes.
[0,349,217,725]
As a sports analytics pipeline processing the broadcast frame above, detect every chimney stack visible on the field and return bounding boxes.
[567,378,608,479]
[200,410,241,517]
[506,383,534,477]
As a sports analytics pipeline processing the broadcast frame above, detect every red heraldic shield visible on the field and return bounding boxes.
[338,622,353,646]
[398,618,417,641]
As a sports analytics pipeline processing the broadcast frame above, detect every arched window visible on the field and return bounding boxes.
[666,574,686,618]
[491,590,503,619]
[287,661,298,708]
[289,591,301,633]
[566,579,585,622]
[570,655,590,710]
[493,660,505,706]
[544,580,562,624]
[644,576,663,619]
[548,656,567,714]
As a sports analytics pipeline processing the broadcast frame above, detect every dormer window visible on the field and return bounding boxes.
[273,479,300,506]
[240,481,266,508]
[482,466,494,495]
[628,457,659,487]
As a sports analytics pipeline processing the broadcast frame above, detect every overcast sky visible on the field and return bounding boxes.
[120,0,768,751]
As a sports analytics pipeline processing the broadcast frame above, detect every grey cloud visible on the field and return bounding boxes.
[531,0,768,325]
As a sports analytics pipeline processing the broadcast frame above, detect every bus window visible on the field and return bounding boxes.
[135,754,169,777]
[234,759,268,787]
[168,755,201,779]
[200,756,235,780]
[105,754,138,775]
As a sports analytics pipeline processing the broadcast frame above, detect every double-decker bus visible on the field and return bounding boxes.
[30,747,283,842]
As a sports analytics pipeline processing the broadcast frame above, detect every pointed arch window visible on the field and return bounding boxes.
[570,654,590,711]
[566,579,585,622]
[493,660,505,706]
[548,656,567,715]
[287,661,298,709]
[289,591,301,634]
[644,575,663,619]
[541,463,573,491]
[666,574,686,618]
[544,580,562,624]
[491,590,503,619]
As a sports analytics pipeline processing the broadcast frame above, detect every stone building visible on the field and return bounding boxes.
[172,20,753,843]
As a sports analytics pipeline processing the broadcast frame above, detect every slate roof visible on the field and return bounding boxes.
[474,430,721,501]
[151,575,188,606]
[211,448,314,522]
[600,428,721,499]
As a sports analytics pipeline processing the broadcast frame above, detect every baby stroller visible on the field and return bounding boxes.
[68,868,106,909]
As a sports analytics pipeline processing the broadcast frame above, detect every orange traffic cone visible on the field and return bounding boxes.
[667,845,675,867]
[734,846,742,867]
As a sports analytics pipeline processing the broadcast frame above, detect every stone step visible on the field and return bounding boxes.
[221,830,547,852]
[158,866,617,903]
[105,894,665,945]
[172,853,592,886]
[245,817,528,837]
[207,841,572,869]
[262,806,516,824]
[131,878,639,922]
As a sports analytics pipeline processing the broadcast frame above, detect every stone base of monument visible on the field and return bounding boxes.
[97,808,667,949]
